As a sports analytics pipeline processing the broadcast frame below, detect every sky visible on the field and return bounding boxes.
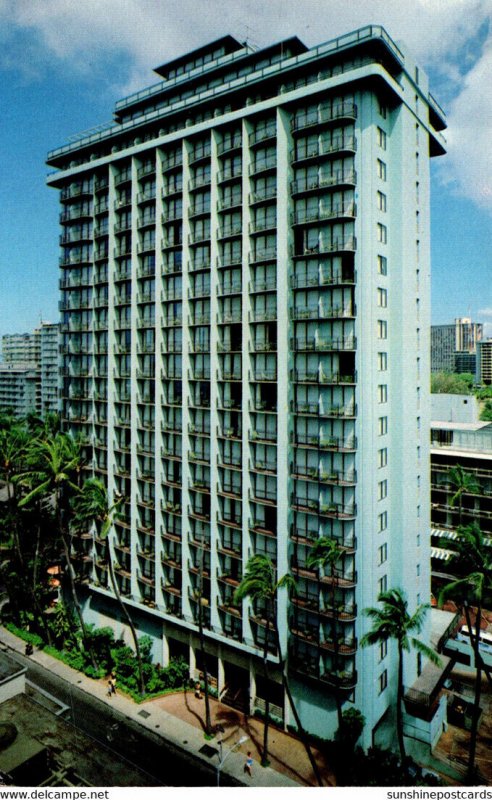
[0,0,492,342]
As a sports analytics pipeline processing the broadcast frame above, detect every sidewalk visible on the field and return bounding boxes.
[0,627,333,786]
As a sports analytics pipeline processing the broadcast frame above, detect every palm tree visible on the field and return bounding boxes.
[71,477,146,695]
[361,587,440,763]
[0,425,52,641]
[234,554,323,785]
[439,522,492,782]
[447,465,480,526]
[16,433,96,667]
[307,537,345,735]
[193,534,213,736]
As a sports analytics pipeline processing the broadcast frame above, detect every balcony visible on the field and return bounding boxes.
[162,153,183,171]
[249,459,276,475]
[291,204,356,225]
[291,432,357,452]
[291,102,357,132]
[137,163,155,179]
[291,335,356,352]
[249,128,276,147]
[249,309,277,323]
[291,466,356,486]
[320,636,357,656]
[217,225,242,242]
[218,136,242,155]
[249,186,277,205]
[290,496,356,520]
[292,401,356,419]
[249,369,277,383]
[291,136,357,163]
[249,487,276,506]
[217,282,242,297]
[291,172,357,195]
[249,248,277,265]
[217,168,242,184]
[292,238,357,258]
[291,271,356,290]
[291,368,357,385]
[249,159,276,176]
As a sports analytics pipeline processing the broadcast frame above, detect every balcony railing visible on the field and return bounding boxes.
[291,102,357,132]
[291,171,357,194]
[291,433,357,451]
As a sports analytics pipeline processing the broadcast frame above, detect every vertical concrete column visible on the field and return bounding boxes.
[209,129,221,632]
[180,138,192,621]
[275,107,292,659]
[154,147,165,609]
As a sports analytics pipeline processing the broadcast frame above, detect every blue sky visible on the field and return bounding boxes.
[1,0,491,341]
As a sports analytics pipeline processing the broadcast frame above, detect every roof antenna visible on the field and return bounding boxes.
[234,21,259,51]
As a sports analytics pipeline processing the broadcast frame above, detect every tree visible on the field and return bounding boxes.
[193,535,213,736]
[71,477,146,695]
[439,523,492,782]
[307,536,345,735]
[0,424,53,641]
[361,588,440,763]
[16,433,96,667]
[447,465,480,526]
[431,372,474,395]
[234,554,323,784]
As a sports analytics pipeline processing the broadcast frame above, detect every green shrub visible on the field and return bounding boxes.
[5,623,44,648]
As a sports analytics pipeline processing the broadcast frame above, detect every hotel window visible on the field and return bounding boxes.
[378,479,387,500]
[378,449,388,469]
[377,255,387,275]
[378,384,388,404]
[378,543,388,565]
[378,416,388,436]
[377,159,387,181]
[379,575,387,594]
[378,352,388,371]
[377,288,387,307]
[378,511,388,532]
[380,640,388,660]
[377,127,387,150]
[377,320,387,340]
[377,223,387,244]
[379,670,388,694]
[377,191,387,212]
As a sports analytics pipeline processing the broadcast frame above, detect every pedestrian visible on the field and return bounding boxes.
[107,680,112,698]
[244,751,253,777]
[195,681,202,699]
[110,674,117,695]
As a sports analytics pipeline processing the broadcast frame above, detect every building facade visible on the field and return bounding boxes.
[0,323,60,417]
[0,364,40,417]
[430,411,492,589]
[39,323,60,416]
[47,27,445,744]
[477,340,492,385]
[2,332,40,365]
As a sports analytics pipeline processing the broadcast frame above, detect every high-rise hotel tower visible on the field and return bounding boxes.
[47,27,446,745]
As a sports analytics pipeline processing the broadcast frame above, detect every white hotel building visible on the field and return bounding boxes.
[47,27,446,746]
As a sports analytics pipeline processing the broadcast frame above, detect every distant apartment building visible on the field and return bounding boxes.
[431,318,483,374]
[2,331,40,365]
[40,323,61,415]
[47,27,446,747]
[476,339,492,385]
[0,363,40,417]
[0,323,60,416]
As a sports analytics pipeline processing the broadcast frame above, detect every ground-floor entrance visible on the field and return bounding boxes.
[221,662,250,713]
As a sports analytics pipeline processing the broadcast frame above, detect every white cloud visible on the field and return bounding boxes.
[1,0,492,210]
[478,308,492,318]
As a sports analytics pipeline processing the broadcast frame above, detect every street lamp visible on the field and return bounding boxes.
[217,735,248,786]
